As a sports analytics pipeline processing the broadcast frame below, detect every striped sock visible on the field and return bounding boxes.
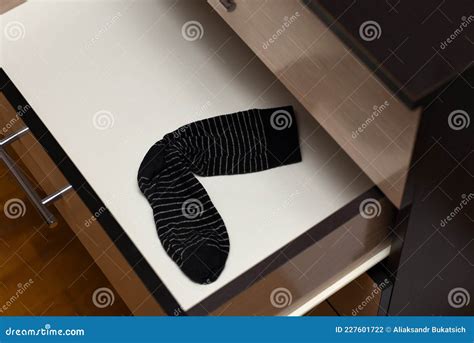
[137,106,301,284]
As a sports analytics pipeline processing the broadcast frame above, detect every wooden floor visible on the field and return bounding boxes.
[0,149,131,315]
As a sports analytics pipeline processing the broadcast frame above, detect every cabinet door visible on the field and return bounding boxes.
[208,0,421,208]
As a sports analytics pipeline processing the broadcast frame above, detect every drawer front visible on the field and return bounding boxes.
[188,197,394,316]
[0,93,164,315]
[208,0,421,208]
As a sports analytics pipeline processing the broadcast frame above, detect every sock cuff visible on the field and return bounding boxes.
[258,106,302,168]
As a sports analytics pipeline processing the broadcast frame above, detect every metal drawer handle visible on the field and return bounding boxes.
[0,127,73,228]
[219,0,236,12]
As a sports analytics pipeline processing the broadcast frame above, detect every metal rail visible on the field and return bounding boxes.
[0,127,73,227]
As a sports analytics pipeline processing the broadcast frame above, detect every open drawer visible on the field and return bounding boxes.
[208,0,422,208]
[1,69,393,316]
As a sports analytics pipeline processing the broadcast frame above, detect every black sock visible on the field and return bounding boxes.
[137,106,301,284]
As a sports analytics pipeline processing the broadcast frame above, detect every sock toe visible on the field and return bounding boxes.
[180,243,228,284]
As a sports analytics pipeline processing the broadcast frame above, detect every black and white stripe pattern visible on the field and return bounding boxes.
[137,106,301,284]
